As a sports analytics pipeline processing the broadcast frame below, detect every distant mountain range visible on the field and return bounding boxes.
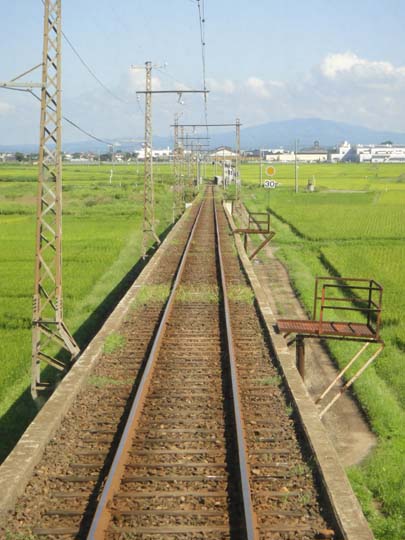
[2,118,405,153]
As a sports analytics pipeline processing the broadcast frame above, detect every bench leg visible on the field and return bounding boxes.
[296,335,305,380]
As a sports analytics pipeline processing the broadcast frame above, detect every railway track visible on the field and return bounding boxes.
[2,187,335,540]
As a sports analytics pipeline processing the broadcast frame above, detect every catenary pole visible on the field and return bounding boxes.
[32,0,79,398]
[134,64,207,257]
[295,139,299,193]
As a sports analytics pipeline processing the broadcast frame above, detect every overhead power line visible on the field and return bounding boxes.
[196,0,209,135]
[29,90,112,145]
[40,0,134,107]
[61,32,132,105]
[154,66,189,89]
[1,85,124,147]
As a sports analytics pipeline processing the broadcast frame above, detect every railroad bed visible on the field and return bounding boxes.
[2,188,338,539]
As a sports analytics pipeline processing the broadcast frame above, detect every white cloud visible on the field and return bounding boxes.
[200,52,405,134]
[3,52,405,143]
[52,50,405,141]
[321,51,405,82]
[245,77,271,98]
[151,76,162,91]
[0,101,15,115]
[128,67,162,92]
[128,67,144,89]
[321,52,362,78]
[206,78,235,95]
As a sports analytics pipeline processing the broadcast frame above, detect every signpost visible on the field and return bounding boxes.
[264,179,277,189]
[264,166,277,209]
[265,165,276,177]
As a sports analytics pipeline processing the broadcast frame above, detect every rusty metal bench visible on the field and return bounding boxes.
[233,210,275,260]
[277,277,384,418]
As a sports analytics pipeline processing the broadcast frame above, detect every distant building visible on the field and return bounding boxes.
[210,146,238,160]
[329,141,353,162]
[0,153,17,162]
[265,141,328,163]
[297,141,328,162]
[136,147,171,160]
[244,149,261,158]
[355,143,405,163]
[262,148,284,161]
[66,152,98,163]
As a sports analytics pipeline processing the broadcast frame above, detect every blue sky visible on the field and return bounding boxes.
[1,0,405,144]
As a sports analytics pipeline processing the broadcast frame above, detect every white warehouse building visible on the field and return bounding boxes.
[329,141,353,162]
[355,144,405,163]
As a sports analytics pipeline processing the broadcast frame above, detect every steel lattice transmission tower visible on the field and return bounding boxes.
[32,0,79,398]
[142,61,160,257]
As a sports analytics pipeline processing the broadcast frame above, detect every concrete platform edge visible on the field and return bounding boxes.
[0,207,193,516]
[223,203,374,540]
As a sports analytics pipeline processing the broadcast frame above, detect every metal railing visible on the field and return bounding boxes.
[247,210,270,233]
[313,277,383,340]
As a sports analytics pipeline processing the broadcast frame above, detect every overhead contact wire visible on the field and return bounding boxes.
[197,0,209,138]
[28,90,112,146]
[40,0,136,107]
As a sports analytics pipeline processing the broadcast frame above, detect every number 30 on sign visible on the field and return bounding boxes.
[264,180,277,189]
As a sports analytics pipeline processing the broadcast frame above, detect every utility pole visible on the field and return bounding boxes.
[235,117,241,199]
[260,149,263,186]
[172,114,183,221]
[142,61,159,257]
[33,0,79,397]
[180,138,210,192]
[134,64,208,257]
[295,139,299,193]
[180,125,185,199]
[0,1,79,398]
[186,134,191,179]
[177,138,210,189]
[222,147,226,188]
[172,123,242,191]
[196,148,200,188]
[109,143,118,184]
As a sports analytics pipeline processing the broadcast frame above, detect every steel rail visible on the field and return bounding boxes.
[213,192,259,540]
[86,199,205,540]
[87,189,258,539]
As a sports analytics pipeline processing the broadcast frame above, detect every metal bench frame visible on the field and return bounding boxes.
[233,210,275,260]
[277,277,385,418]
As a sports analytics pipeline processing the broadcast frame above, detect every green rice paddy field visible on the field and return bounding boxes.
[0,161,404,539]
[237,162,405,540]
[0,162,177,461]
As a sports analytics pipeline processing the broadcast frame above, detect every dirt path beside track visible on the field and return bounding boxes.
[235,204,376,467]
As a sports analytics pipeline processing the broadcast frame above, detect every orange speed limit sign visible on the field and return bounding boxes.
[265,166,276,177]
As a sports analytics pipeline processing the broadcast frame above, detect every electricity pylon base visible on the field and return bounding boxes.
[31,320,80,399]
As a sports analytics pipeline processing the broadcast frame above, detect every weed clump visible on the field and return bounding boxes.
[103,332,126,354]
